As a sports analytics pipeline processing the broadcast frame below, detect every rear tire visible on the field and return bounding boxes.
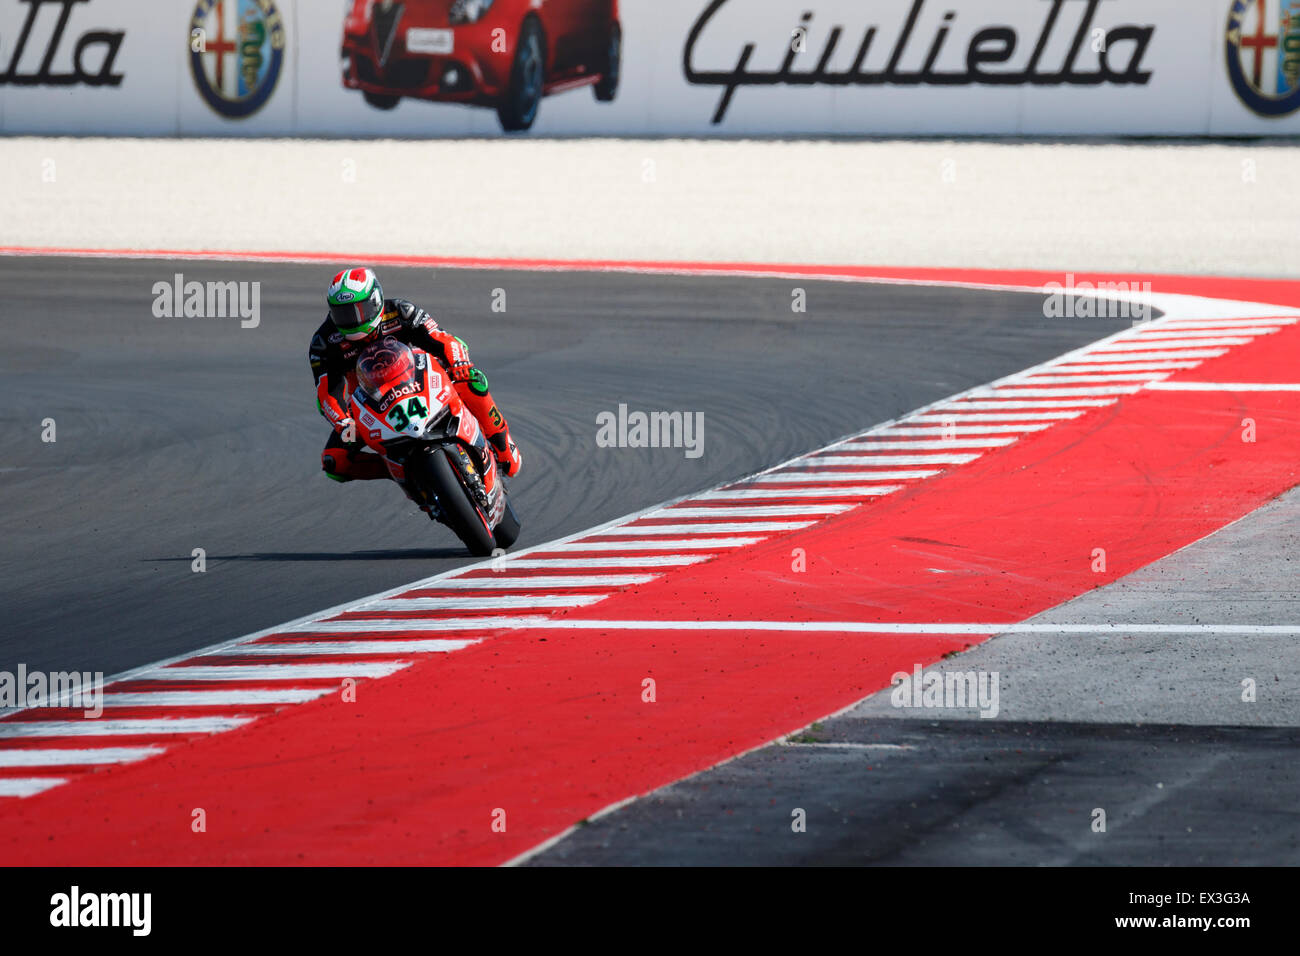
[410,446,496,556]
[493,497,522,549]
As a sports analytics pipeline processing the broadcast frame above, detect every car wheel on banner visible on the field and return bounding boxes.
[594,20,621,103]
[497,17,545,132]
[364,92,401,111]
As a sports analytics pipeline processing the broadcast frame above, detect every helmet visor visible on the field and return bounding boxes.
[329,286,385,339]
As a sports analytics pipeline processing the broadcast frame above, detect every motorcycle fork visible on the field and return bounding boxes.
[444,443,491,511]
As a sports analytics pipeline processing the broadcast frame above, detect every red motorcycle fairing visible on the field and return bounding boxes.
[348,339,507,531]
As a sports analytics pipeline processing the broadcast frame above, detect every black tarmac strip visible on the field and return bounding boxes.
[528,718,1300,866]
[0,256,1130,678]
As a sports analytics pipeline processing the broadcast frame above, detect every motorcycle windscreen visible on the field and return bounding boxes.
[355,336,417,401]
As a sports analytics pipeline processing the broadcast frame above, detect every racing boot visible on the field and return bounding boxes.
[453,369,522,478]
[488,430,523,478]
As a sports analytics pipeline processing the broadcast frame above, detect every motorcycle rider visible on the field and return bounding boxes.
[309,267,522,501]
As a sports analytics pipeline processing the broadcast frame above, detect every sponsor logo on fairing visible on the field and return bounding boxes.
[378,380,421,411]
[685,0,1155,124]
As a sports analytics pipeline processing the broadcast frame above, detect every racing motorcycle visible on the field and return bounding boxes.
[350,337,521,556]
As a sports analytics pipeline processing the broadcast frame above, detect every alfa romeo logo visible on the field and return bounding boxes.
[190,0,286,118]
[1226,0,1300,117]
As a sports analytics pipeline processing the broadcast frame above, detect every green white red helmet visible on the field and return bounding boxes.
[327,267,385,340]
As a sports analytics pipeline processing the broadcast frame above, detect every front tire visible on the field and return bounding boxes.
[410,446,496,556]
[497,18,545,132]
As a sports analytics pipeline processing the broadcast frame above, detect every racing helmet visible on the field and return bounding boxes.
[356,337,416,400]
[327,267,386,340]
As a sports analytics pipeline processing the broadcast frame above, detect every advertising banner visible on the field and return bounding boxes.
[1,0,1298,136]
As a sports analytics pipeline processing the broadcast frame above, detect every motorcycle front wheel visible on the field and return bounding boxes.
[410,445,496,557]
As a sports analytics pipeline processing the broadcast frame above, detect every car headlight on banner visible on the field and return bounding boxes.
[449,0,494,26]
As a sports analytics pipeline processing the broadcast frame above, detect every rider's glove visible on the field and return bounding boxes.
[447,360,474,383]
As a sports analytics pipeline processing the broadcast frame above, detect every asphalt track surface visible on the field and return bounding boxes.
[0,257,1137,681]
[530,721,1300,865]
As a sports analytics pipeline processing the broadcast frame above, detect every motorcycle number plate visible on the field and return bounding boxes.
[386,397,431,433]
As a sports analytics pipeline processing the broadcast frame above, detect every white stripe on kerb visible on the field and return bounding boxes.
[874,424,1051,435]
[1049,362,1198,372]
[1128,326,1279,338]
[0,717,253,737]
[498,555,707,568]
[0,746,164,767]
[279,615,550,632]
[651,504,849,517]
[365,594,605,610]
[1018,373,1169,384]
[1066,349,1228,362]
[279,616,588,633]
[1157,317,1295,328]
[593,521,814,535]
[938,400,1115,409]
[228,639,476,655]
[985,385,1142,397]
[0,778,68,797]
[99,688,334,707]
[544,537,761,551]
[429,575,655,588]
[839,438,1014,449]
[911,411,1084,422]
[800,454,978,466]
[703,486,902,499]
[1093,338,1251,351]
[136,662,410,681]
[752,470,938,482]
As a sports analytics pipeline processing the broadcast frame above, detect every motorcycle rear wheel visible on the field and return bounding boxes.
[494,497,522,549]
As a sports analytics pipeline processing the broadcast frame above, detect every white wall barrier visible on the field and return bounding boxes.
[1,0,1298,136]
